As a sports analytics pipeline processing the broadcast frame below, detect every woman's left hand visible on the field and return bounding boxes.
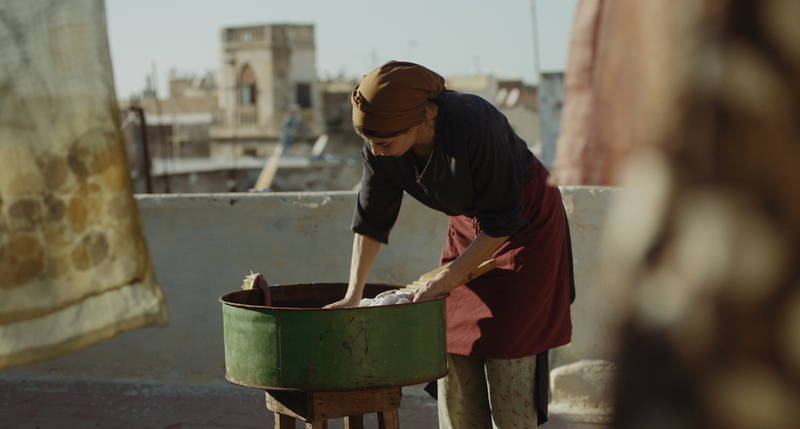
[413,269,459,302]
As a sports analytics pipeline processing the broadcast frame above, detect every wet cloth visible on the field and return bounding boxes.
[359,290,413,307]
[438,353,538,429]
[0,0,167,369]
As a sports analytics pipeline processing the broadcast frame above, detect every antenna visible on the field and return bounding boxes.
[529,0,542,83]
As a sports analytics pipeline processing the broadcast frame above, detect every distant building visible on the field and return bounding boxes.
[120,71,217,155]
[119,69,220,192]
[145,156,360,193]
[168,70,217,99]
[495,80,541,157]
[210,24,323,158]
[118,24,364,194]
[445,74,498,102]
[320,78,358,133]
[532,0,580,167]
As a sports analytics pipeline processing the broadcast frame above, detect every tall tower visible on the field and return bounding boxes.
[210,24,322,152]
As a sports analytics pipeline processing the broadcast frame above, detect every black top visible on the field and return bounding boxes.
[351,90,535,243]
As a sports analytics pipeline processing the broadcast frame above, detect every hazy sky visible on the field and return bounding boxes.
[105,0,575,99]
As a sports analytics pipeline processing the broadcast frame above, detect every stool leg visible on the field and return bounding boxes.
[344,415,365,429]
[377,409,400,429]
[305,421,327,429]
[274,413,295,429]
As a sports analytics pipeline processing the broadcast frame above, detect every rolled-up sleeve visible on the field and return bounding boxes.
[468,114,528,237]
[351,145,403,244]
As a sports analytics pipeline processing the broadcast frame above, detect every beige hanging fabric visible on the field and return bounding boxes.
[0,0,167,369]
[547,0,607,185]
[549,0,676,186]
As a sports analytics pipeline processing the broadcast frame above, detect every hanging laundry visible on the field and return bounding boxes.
[0,0,167,369]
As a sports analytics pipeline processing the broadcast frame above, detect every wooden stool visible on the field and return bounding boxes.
[265,386,401,429]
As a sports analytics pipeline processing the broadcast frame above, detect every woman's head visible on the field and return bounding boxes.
[354,102,439,157]
[351,61,445,137]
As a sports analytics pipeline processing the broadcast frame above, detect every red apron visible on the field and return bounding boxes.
[440,160,573,358]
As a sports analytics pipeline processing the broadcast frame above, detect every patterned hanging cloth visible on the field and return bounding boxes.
[0,0,167,369]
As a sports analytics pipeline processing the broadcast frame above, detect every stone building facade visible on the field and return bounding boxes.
[210,24,323,158]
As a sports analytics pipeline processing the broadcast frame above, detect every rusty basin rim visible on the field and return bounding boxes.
[219,282,447,311]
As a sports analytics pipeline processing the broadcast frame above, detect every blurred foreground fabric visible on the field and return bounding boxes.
[550,0,678,186]
[0,0,166,369]
[548,0,606,185]
[588,0,800,427]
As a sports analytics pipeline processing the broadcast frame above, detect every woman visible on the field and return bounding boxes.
[326,61,574,428]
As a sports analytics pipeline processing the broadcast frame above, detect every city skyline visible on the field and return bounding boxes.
[106,0,576,99]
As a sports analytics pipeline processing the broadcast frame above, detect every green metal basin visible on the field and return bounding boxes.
[220,283,447,391]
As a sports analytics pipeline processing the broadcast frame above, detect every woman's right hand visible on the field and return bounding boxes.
[323,294,362,309]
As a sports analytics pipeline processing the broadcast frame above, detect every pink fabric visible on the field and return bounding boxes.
[551,0,678,186]
[550,0,610,186]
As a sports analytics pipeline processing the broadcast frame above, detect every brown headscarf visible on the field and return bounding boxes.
[351,61,445,136]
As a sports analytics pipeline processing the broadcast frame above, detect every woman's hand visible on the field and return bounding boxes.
[325,234,382,309]
[323,293,362,309]
[412,269,458,302]
[413,232,508,302]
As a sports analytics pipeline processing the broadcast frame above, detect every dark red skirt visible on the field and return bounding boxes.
[440,160,573,358]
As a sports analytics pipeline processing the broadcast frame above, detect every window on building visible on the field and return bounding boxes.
[296,83,312,108]
[239,85,256,104]
[238,64,257,105]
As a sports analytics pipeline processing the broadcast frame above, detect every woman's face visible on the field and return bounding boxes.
[363,102,437,157]
[366,125,421,157]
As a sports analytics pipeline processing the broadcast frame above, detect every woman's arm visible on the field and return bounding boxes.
[412,231,508,302]
[324,233,382,308]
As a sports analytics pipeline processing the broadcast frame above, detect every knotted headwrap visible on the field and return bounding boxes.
[351,61,445,135]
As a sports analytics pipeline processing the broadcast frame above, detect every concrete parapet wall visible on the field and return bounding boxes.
[2,187,619,394]
[554,187,619,366]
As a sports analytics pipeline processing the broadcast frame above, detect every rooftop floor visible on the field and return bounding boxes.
[0,378,608,429]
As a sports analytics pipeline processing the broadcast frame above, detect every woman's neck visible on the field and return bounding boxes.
[411,118,436,158]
